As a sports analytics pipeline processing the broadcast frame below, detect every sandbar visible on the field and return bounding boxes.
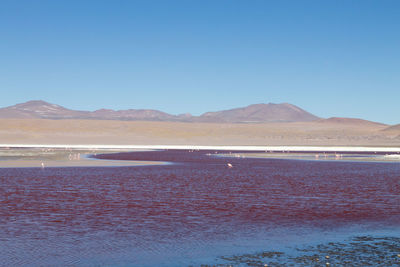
[0,148,163,168]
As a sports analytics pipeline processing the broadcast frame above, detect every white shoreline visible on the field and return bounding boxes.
[0,144,400,153]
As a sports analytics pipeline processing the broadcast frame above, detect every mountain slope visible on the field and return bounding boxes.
[0,101,176,121]
[199,103,320,122]
[382,124,400,132]
[0,100,90,119]
[90,108,176,121]
[0,101,322,123]
[317,117,387,127]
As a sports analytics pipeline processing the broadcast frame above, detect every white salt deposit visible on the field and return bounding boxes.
[0,144,399,153]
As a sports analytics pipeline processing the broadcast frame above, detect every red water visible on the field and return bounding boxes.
[1,150,399,266]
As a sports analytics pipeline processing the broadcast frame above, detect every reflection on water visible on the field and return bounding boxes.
[1,150,400,266]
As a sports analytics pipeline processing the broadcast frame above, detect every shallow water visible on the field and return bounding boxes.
[1,150,399,266]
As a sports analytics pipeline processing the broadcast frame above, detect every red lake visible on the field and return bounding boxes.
[1,150,399,266]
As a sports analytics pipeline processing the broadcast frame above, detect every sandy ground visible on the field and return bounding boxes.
[0,119,399,146]
[0,148,163,168]
[1,117,399,168]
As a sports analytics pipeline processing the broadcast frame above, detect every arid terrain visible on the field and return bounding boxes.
[0,100,398,147]
[0,100,319,123]
[0,148,160,168]
[0,118,399,146]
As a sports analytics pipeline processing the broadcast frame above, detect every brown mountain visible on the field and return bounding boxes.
[90,108,176,121]
[317,117,387,127]
[0,100,90,119]
[199,103,320,123]
[0,101,321,123]
[382,124,400,132]
[0,100,178,121]
[0,100,319,123]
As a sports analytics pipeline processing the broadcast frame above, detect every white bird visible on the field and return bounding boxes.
[41,162,45,168]
[227,163,233,168]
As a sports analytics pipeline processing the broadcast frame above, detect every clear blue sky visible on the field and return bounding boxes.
[0,0,399,124]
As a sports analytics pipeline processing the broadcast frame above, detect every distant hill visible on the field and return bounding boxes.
[0,100,175,121]
[90,108,176,121]
[199,103,320,123]
[382,124,400,132]
[0,100,90,119]
[3,100,392,125]
[317,117,387,127]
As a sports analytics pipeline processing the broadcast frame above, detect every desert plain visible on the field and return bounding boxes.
[0,118,399,146]
[1,118,399,168]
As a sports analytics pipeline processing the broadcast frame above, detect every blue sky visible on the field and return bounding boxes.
[0,0,399,124]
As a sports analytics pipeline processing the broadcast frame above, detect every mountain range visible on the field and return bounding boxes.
[0,100,387,125]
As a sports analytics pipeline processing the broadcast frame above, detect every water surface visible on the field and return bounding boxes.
[1,150,399,266]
